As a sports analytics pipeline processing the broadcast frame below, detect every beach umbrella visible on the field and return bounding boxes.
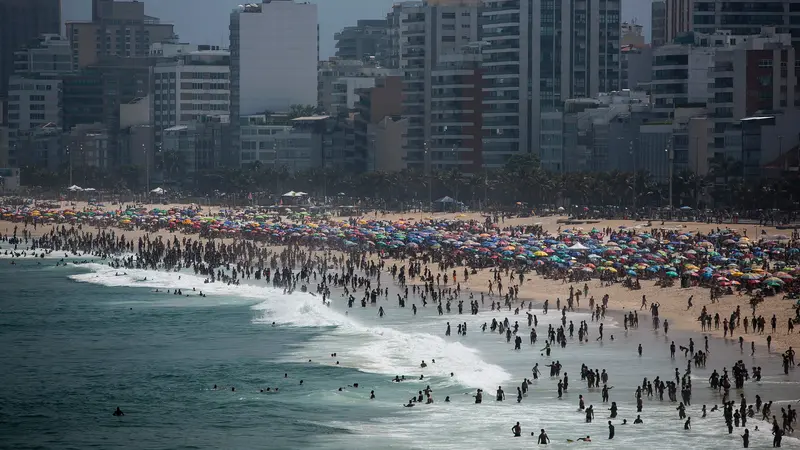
[666,271,679,277]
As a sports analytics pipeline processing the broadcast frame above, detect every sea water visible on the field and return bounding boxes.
[2,254,800,449]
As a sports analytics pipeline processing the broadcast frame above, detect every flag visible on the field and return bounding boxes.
[248,192,253,201]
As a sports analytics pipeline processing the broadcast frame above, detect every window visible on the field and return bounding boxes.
[29,113,45,120]
[758,59,773,68]
[442,12,456,19]
[442,35,456,42]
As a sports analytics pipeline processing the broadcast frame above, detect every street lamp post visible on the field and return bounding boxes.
[371,138,376,172]
[424,141,431,211]
[694,136,700,209]
[67,144,73,187]
[667,141,674,213]
[451,143,458,204]
[143,143,150,193]
[629,140,636,214]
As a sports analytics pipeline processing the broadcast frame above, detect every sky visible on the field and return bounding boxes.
[62,0,652,58]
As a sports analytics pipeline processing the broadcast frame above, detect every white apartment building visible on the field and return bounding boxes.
[153,49,230,142]
[230,1,318,116]
[7,78,62,132]
[7,34,73,166]
[392,0,480,170]
[650,31,729,118]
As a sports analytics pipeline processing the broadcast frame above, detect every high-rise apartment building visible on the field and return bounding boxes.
[691,0,800,47]
[651,31,729,119]
[66,0,174,69]
[230,1,318,167]
[481,0,621,171]
[230,1,318,116]
[61,57,153,168]
[392,0,481,171]
[651,1,667,47]
[0,0,61,112]
[334,19,391,65]
[317,59,396,116]
[708,28,797,160]
[665,0,693,44]
[6,34,72,167]
[153,48,230,143]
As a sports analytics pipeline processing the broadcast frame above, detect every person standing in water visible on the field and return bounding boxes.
[538,429,550,444]
[608,421,615,440]
[511,422,521,437]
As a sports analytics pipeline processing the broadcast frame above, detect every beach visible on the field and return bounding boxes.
[3,206,798,351]
[2,203,800,449]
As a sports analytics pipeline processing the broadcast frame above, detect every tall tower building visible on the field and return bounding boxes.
[651,1,667,47]
[393,0,481,171]
[665,0,693,44]
[229,0,318,165]
[66,0,175,69]
[0,0,61,107]
[692,0,800,47]
[481,0,621,171]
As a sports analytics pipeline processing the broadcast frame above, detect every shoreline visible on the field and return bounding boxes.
[3,219,798,356]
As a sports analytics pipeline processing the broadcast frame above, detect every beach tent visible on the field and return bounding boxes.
[434,196,456,204]
[150,187,166,195]
[83,187,96,192]
[568,242,589,250]
[67,185,83,192]
[282,191,304,197]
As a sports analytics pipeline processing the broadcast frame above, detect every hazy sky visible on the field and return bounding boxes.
[62,0,652,58]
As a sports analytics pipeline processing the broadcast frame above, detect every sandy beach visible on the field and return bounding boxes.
[3,204,798,354]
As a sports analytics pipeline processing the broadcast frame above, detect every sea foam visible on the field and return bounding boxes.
[69,262,510,390]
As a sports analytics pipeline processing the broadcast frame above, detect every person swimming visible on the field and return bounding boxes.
[112,407,124,417]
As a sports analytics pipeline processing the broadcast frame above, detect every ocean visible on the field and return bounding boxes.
[2,252,800,449]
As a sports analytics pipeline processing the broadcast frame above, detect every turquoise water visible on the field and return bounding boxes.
[0,260,387,450]
[3,253,800,449]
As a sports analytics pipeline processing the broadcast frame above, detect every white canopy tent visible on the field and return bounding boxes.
[568,242,589,251]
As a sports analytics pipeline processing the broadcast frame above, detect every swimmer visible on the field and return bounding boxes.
[113,406,124,416]
[511,421,521,437]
